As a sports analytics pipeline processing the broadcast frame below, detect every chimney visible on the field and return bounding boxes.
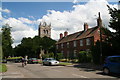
[64,31,68,37]
[60,33,63,39]
[84,23,88,31]
[97,12,102,27]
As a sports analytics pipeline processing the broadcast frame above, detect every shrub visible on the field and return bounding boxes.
[42,54,49,60]
[78,51,92,63]
[56,53,63,60]
[59,59,69,62]
[41,53,54,60]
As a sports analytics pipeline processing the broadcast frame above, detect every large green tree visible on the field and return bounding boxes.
[1,24,13,58]
[14,36,56,58]
[107,5,120,54]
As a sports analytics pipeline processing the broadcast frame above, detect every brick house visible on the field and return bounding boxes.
[56,12,105,58]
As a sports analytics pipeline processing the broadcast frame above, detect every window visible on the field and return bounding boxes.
[74,50,77,57]
[46,30,48,34]
[80,40,83,46]
[73,41,76,47]
[61,43,63,48]
[86,38,90,45]
[109,57,120,63]
[43,30,46,34]
[67,42,69,48]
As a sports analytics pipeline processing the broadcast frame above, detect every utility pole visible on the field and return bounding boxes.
[100,25,103,64]
[98,12,103,64]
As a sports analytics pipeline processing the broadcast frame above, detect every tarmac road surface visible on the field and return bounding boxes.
[1,62,120,79]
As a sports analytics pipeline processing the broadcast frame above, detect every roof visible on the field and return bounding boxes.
[56,26,99,44]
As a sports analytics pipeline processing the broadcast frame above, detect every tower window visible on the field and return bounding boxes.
[46,30,48,34]
[44,30,46,34]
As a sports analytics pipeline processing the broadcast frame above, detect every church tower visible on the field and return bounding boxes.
[38,22,51,38]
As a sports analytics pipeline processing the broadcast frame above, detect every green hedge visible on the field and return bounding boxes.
[7,57,22,60]
[78,51,92,63]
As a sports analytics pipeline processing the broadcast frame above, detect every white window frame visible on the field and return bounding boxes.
[86,38,90,45]
[67,42,69,48]
[80,40,83,46]
[73,41,76,47]
[74,50,77,57]
[61,43,63,48]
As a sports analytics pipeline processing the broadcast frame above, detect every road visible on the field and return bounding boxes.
[1,62,120,79]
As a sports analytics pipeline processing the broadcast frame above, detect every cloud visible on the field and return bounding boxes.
[73,0,79,4]
[0,8,11,13]
[39,0,118,40]
[2,17,38,47]
[2,0,118,47]
[18,17,33,24]
[28,16,35,19]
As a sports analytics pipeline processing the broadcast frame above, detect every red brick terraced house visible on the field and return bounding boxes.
[56,12,106,58]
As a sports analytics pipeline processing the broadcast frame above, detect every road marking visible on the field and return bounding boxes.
[72,74,88,78]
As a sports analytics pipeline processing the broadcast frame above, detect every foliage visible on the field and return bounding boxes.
[59,59,69,62]
[107,5,120,55]
[91,40,113,64]
[1,24,13,58]
[78,51,92,63]
[0,64,7,72]
[56,53,64,60]
[91,6,120,64]
[41,53,54,60]
[14,36,56,58]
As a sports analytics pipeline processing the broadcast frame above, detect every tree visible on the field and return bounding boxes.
[0,32,2,59]
[41,36,56,54]
[14,36,56,58]
[91,27,114,64]
[1,24,13,58]
[14,37,34,57]
[107,5,120,54]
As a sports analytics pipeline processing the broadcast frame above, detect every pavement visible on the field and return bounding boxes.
[1,63,25,78]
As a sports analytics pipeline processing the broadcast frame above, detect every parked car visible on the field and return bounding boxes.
[2,59,7,63]
[103,56,120,75]
[28,58,38,64]
[42,58,59,66]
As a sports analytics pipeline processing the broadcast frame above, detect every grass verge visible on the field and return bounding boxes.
[0,64,7,72]
[59,62,73,66]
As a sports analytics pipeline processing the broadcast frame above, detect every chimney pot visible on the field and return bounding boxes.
[64,31,68,37]
[84,23,88,31]
[60,33,63,39]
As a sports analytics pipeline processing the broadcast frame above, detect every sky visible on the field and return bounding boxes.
[0,0,118,47]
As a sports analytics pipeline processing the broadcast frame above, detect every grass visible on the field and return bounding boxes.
[59,62,73,66]
[0,64,7,72]
[38,60,43,64]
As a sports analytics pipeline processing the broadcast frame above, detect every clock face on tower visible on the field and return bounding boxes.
[38,22,51,38]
